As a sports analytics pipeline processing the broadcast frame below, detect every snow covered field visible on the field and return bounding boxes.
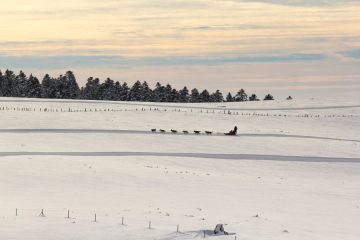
[0,97,359,240]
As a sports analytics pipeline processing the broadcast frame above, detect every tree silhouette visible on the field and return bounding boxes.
[264,94,274,101]
[249,94,259,101]
[226,92,233,102]
[0,69,275,103]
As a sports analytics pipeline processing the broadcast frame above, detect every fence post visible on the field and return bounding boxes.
[94,214,97,222]
[122,217,124,225]
[149,221,151,229]
[67,210,70,219]
[177,224,179,232]
[16,208,18,216]
[39,209,45,217]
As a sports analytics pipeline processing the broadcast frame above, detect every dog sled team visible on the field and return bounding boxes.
[151,126,238,136]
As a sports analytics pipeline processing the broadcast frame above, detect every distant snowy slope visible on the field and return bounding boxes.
[0,97,359,240]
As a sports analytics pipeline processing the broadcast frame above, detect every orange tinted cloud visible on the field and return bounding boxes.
[0,0,359,98]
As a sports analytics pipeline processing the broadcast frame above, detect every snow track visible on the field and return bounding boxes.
[0,128,359,142]
[1,151,359,163]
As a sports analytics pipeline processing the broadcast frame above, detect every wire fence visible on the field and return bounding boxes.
[6,207,239,239]
[0,105,356,119]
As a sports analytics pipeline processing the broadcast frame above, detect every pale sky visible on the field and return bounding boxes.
[1,0,360,99]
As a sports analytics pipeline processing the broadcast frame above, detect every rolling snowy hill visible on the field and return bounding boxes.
[0,97,359,240]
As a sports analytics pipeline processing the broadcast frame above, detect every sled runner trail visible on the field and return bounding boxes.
[0,151,359,163]
[0,129,358,142]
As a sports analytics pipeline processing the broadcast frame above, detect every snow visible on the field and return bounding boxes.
[0,97,359,240]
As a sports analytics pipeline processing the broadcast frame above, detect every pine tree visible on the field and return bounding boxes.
[64,71,80,99]
[55,72,79,99]
[165,84,173,102]
[101,78,116,100]
[2,70,15,97]
[41,74,57,98]
[27,74,41,98]
[121,82,129,101]
[13,71,28,97]
[264,94,274,101]
[226,92,233,102]
[141,81,153,101]
[113,81,123,101]
[128,80,142,101]
[55,74,66,98]
[152,82,161,102]
[179,86,189,102]
[0,70,4,96]
[211,90,223,102]
[249,94,259,101]
[190,88,200,102]
[235,89,248,102]
[169,88,179,102]
[152,82,167,102]
[199,89,210,102]
[81,77,101,100]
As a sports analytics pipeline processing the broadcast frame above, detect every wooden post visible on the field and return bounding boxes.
[39,209,45,217]
[67,210,70,219]
[149,221,151,229]
[16,208,18,216]
[203,230,206,238]
[122,217,124,225]
[177,224,179,232]
[94,214,97,222]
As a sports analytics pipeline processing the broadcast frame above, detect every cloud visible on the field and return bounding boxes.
[0,53,326,70]
[342,49,360,59]
[226,0,358,7]
[0,0,359,99]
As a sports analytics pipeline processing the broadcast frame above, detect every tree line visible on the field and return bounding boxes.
[0,69,276,102]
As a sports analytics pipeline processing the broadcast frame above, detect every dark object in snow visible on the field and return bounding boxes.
[160,129,166,133]
[171,129,178,133]
[214,224,228,235]
[194,130,201,134]
[151,129,156,132]
[225,126,237,136]
[39,209,46,217]
[183,130,189,134]
[205,131,212,135]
